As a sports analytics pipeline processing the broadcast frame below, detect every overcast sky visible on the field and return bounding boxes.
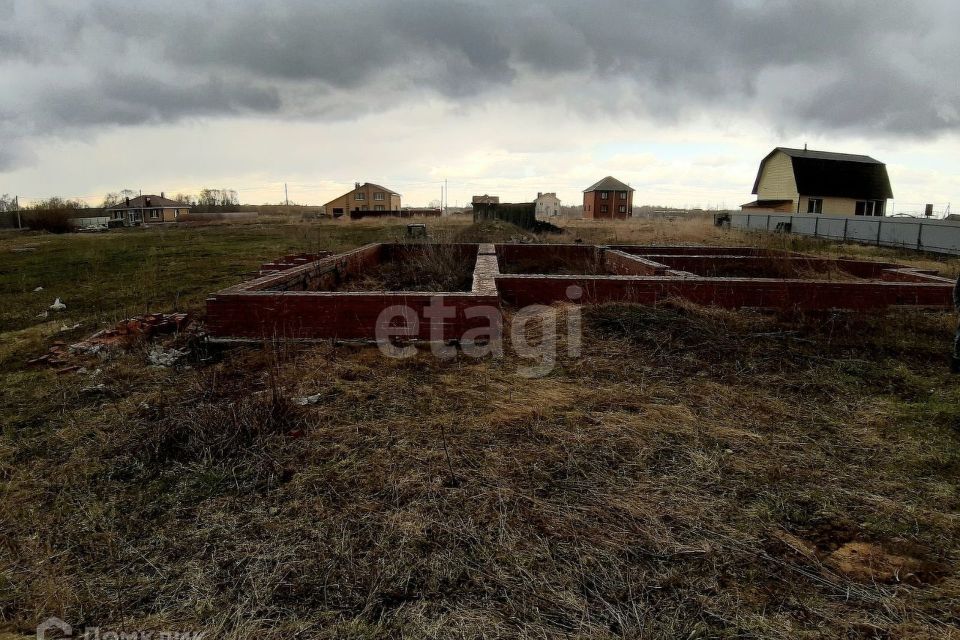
[1,0,959,213]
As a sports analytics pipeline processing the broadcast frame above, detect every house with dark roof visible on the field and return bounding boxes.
[743,147,893,217]
[323,182,401,217]
[104,194,190,226]
[583,176,634,220]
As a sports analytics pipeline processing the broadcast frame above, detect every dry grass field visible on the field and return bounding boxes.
[2,215,960,638]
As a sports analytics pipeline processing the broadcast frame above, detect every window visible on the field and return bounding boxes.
[333,207,344,214]
[355,192,365,201]
[374,205,384,211]
[855,201,883,216]
[600,192,609,200]
[618,205,627,213]
[807,198,823,214]
[600,205,608,213]
[149,209,160,219]
[374,192,385,201]
[619,191,627,200]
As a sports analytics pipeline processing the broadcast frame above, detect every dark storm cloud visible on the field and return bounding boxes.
[1,0,958,170]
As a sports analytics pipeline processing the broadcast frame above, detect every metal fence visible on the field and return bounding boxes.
[730,213,960,256]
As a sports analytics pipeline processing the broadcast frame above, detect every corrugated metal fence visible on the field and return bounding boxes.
[731,213,960,256]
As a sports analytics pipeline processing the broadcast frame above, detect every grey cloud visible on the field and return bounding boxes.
[1,0,959,172]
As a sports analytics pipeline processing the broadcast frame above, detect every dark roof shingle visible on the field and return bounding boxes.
[752,147,893,200]
[105,195,187,210]
[584,176,634,193]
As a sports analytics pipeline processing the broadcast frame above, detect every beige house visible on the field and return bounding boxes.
[743,147,893,217]
[534,192,561,220]
[323,182,401,217]
[105,194,189,226]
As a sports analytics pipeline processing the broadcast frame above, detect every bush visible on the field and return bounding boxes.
[24,197,85,233]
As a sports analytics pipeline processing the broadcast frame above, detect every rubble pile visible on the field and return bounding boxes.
[27,313,197,374]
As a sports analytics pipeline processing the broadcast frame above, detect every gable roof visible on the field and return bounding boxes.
[361,182,399,196]
[105,195,187,210]
[752,147,893,199]
[584,176,634,193]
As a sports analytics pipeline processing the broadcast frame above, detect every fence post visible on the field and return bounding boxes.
[843,218,849,243]
[746,213,751,229]
[876,218,882,246]
[813,215,819,239]
[916,221,923,252]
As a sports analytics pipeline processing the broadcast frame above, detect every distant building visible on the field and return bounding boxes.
[105,194,189,226]
[534,192,561,220]
[323,182,401,217]
[583,176,634,220]
[743,147,893,216]
[472,194,500,205]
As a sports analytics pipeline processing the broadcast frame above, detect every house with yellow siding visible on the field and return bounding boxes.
[742,147,893,217]
[323,182,401,217]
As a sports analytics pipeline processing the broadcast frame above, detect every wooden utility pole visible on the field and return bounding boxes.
[14,195,21,229]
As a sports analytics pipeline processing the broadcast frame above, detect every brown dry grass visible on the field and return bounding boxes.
[335,245,475,292]
[2,216,960,638]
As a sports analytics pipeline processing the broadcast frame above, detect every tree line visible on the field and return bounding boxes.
[1,188,242,233]
[101,188,240,213]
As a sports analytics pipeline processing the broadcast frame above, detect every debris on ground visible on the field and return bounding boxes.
[80,383,109,395]
[26,342,77,374]
[49,298,66,311]
[35,311,48,319]
[59,322,81,332]
[34,286,44,292]
[69,342,104,357]
[27,312,198,372]
[71,313,193,352]
[147,347,190,367]
[294,392,325,406]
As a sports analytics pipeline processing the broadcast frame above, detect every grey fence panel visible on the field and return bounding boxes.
[790,216,817,235]
[816,217,848,240]
[919,221,960,255]
[845,219,881,244]
[879,222,920,249]
[729,212,960,255]
[768,214,792,229]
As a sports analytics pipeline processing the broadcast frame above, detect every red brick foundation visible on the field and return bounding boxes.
[206,243,955,340]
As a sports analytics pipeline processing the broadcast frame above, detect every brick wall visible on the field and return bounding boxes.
[495,243,598,264]
[603,251,667,275]
[207,243,954,341]
[207,292,501,341]
[495,275,952,311]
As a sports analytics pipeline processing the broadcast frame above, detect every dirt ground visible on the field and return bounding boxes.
[2,216,960,638]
